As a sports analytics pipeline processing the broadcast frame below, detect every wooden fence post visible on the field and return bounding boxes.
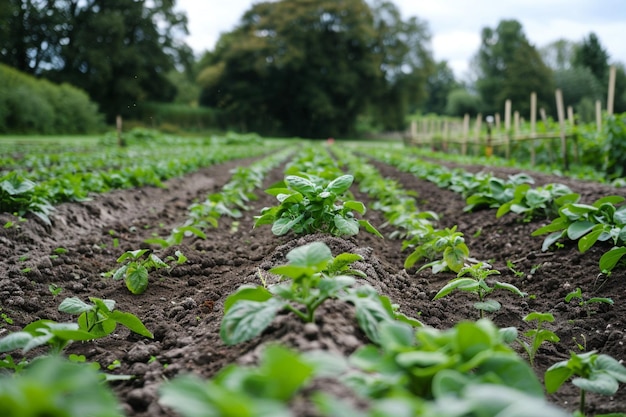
[504,100,512,159]
[530,92,537,166]
[608,65,616,116]
[596,100,602,132]
[462,114,469,155]
[555,89,569,171]
[474,113,482,156]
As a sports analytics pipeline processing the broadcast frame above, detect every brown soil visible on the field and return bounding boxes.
[1,151,625,416]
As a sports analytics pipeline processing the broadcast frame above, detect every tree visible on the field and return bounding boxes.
[541,39,577,71]
[423,61,458,115]
[573,32,609,82]
[0,0,189,122]
[198,0,434,137]
[474,20,554,117]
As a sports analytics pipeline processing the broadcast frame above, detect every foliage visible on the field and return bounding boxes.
[0,355,124,417]
[433,262,526,318]
[474,19,553,116]
[0,172,54,224]
[160,344,318,417]
[564,287,614,317]
[347,319,543,401]
[444,88,482,117]
[404,226,470,273]
[0,0,190,122]
[602,112,626,180]
[198,0,433,137]
[545,350,626,414]
[532,195,626,272]
[573,32,610,82]
[518,312,560,366]
[220,241,419,346]
[0,64,103,134]
[111,249,186,295]
[0,297,152,355]
[255,173,381,238]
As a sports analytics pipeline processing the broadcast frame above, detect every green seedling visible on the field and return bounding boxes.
[220,241,419,346]
[0,355,125,417]
[107,359,121,370]
[48,283,63,297]
[53,247,68,255]
[433,262,526,318]
[0,308,13,326]
[545,350,626,415]
[565,287,614,317]
[111,249,186,294]
[404,226,470,273]
[518,312,560,366]
[144,225,206,249]
[506,260,524,277]
[255,173,382,238]
[0,296,152,355]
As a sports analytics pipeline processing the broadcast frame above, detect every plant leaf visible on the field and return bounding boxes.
[220,298,286,345]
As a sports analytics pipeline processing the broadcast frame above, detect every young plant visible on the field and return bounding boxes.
[254,173,382,237]
[433,262,526,318]
[0,297,153,355]
[404,226,470,273]
[565,287,614,317]
[518,312,560,366]
[220,241,418,346]
[0,355,125,417]
[160,344,320,417]
[545,350,626,415]
[495,183,578,221]
[111,249,186,294]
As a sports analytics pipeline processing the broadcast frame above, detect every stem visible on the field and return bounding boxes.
[580,389,586,415]
[284,304,310,322]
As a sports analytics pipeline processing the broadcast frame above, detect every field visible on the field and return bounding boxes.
[1,133,625,417]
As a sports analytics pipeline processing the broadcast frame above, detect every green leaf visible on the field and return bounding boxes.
[493,281,526,297]
[599,246,626,272]
[523,312,555,323]
[58,297,93,315]
[573,373,619,395]
[271,214,304,236]
[349,292,394,344]
[443,244,469,273]
[567,221,595,240]
[344,200,365,214]
[0,332,33,353]
[334,215,359,236]
[433,278,478,300]
[117,249,149,263]
[541,231,565,252]
[545,362,573,393]
[578,225,605,253]
[108,311,153,338]
[224,285,273,314]
[358,219,383,238]
[325,175,353,195]
[532,218,568,236]
[595,354,626,382]
[112,264,129,281]
[286,241,332,268]
[286,175,316,195]
[125,264,149,295]
[220,298,286,345]
[474,299,501,312]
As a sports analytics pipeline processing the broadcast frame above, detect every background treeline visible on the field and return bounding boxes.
[1,0,625,137]
[0,64,103,134]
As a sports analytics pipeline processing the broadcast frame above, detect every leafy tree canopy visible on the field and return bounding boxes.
[0,0,191,122]
[198,0,434,138]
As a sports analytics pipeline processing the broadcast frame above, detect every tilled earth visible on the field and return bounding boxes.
[1,151,625,416]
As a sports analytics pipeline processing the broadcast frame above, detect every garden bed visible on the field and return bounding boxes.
[1,151,625,416]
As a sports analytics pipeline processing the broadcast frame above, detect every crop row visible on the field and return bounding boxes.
[1,140,625,417]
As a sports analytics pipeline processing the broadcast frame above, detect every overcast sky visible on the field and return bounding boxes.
[176,0,626,80]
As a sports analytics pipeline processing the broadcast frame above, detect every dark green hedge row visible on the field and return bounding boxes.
[0,64,104,134]
[131,101,218,131]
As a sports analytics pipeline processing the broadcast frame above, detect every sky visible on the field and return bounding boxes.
[175,0,626,80]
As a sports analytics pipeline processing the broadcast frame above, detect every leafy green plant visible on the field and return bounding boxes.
[160,344,319,417]
[518,312,560,366]
[565,287,614,317]
[433,262,526,318]
[0,355,125,417]
[532,195,626,272]
[545,350,626,415]
[495,182,578,221]
[0,296,153,355]
[255,173,382,237]
[0,172,54,224]
[144,225,207,248]
[347,319,542,401]
[111,249,186,294]
[220,241,418,346]
[404,226,470,273]
[48,283,63,297]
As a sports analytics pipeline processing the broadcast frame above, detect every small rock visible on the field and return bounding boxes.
[181,297,197,310]
[303,323,319,340]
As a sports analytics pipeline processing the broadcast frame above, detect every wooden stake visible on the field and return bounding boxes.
[462,114,469,155]
[474,113,482,156]
[608,65,616,116]
[596,100,602,132]
[505,99,512,159]
[530,92,537,166]
[555,89,568,170]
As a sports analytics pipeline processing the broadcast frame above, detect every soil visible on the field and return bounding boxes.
[1,150,625,416]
